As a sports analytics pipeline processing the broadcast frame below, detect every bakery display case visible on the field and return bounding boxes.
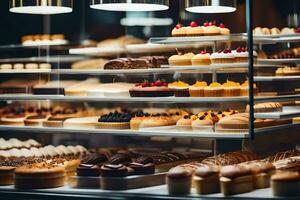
[0,0,300,199]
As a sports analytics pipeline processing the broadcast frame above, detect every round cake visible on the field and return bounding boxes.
[171,24,186,37]
[191,51,211,66]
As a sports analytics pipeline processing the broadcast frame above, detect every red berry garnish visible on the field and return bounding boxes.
[200,50,206,54]
[141,83,148,87]
[241,47,246,52]
[209,22,213,26]
[236,47,242,53]
[219,23,225,28]
[190,21,198,27]
[296,27,300,33]
[203,22,209,27]
[175,24,182,29]
[162,82,168,87]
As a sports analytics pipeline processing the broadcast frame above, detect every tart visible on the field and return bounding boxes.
[222,80,241,96]
[189,81,207,97]
[168,81,190,97]
[171,24,187,37]
[191,50,211,66]
[24,114,50,127]
[186,21,203,36]
[168,53,195,66]
[129,80,173,97]
[204,82,224,97]
[202,22,221,36]
[63,116,99,129]
[210,48,235,64]
[96,112,131,129]
[218,23,230,35]
[0,113,27,126]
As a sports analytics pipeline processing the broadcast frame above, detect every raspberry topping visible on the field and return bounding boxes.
[203,22,209,27]
[175,24,182,29]
[190,21,198,28]
[209,22,213,26]
[236,47,242,53]
[219,23,225,28]
[296,27,300,33]
[136,80,167,87]
[223,48,232,54]
[200,50,206,54]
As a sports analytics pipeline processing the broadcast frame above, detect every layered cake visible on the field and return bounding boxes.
[129,80,173,97]
[210,48,235,64]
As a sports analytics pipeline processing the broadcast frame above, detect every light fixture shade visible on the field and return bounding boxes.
[90,0,169,12]
[10,0,73,15]
[186,0,237,13]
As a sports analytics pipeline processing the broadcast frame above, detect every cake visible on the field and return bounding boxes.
[168,81,190,97]
[271,171,300,197]
[71,58,108,70]
[222,80,241,96]
[166,167,192,195]
[202,22,221,36]
[189,81,207,97]
[87,83,133,97]
[25,63,39,70]
[218,23,230,35]
[104,58,149,70]
[194,165,220,194]
[100,164,128,177]
[191,51,211,66]
[240,80,258,96]
[0,166,15,186]
[96,112,131,129]
[186,21,204,36]
[24,114,50,127]
[204,82,224,97]
[129,80,173,97]
[210,48,235,64]
[39,63,51,69]
[271,28,280,35]
[216,113,250,132]
[63,117,99,129]
[219,165,253,195]
[171,24,186,37]
[168,53,195,66]
[281,27,295,35]
[13,63,24,70]
[276,66,300,76]
[0,64,13,70]
[246,102,282,113]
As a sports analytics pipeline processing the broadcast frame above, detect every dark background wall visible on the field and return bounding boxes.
[0,0,298,45]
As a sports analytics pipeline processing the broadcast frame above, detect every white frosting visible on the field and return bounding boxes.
[30,147,43,157]
[57,145,73,155]
[26,139,40,147]
[210,52,234,59]
[232,50,258,58]
[67,146,78,155]
[0,150,10,158]
[20,148,34,157]
[75,145,87,154]
[8,148,22,157]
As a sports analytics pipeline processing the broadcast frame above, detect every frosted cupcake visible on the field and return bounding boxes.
[204,82,224,97]
[191,50,211,66]
[210,48,235,64]
[171,24,187,37]
[189,81,207,97]
[186,21,204,36]
[222,80,241,96]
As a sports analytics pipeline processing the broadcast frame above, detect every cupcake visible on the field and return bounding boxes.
[202,22,221,36]
[168,81,190,97]
[191,50,211,66]
[222,80,241,96]
[168,53,195,66]
[171,24,187,37]
[186,21,204,36]
[189,81,207,97]
[210,48,235,64]
[204,82,224,97]
[218,23,230,35]
[240,80,257,96]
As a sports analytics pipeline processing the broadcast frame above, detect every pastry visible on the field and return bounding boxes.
[176,115,195,131]
[271,171,300,197]
[14,164,66,189]
[0,113,27,126]
[25,63,39,70]
[232,47,249,63]
[96,112,131,129]
[192,115,214,132]
[216,113,252,132]
[186,21,203,36]
[171,24,186,37]
[39,63,51,69]
[210,48,235,64]
[262,27,271,35]
[281,27,295,35]
[13,63,24,70]
[24,114,50,127]
[0,64,13,70]
[51,34,65,41]
[100,164,128,177]
[276,66,300,76]
[240,80,258,96]
[168,53,195,66]
[33,80,80,95]
[189,81,207,97]
[246,102,282,113]
[139,56,168,68]
[129,80,173,97]
[137,113,177,129]
[202,22,221,36]
[219,165,253,195]
[218,23,230,35]
[222,80,241,96]
[191,50,211,66]
[104,58,149,70]
[271,28,280,35]
[166,167,192,195]
[193,165,220,194]
[204,82,224,97]
[128,162,155,175]
[0,166,15,185]
[168,81,190,97]
[63,116,99,129]
[71,59,108,70]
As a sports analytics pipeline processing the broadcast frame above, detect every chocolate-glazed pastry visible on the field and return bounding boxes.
[140,56,168,68]
[128,162,155,175]
[108,153,132,165]
[135,156,154,165]
[100,164,128,177]
[81,153,108,165]
[104,58,149,70]
[77,164,100,177]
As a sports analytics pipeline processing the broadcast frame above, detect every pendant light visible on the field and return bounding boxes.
[90,0,169,12]
[186,0,237,13]
[10,0,73,15]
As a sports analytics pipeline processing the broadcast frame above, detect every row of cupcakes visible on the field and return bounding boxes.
[168,80,257,97]
[169,48,257,66]
[172,22,230,37]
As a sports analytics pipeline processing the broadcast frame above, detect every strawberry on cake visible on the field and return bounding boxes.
[129,80,173,97]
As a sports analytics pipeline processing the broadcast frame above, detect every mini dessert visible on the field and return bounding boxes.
[202,22,221,36]
[191,50,211,66]
[128,162,155,175]
[240,80,258,96]
[219,165,253,195]
[166,167,192,195]
[210,48,235,64]
[186,21,203,36]
[24,114,50,127]
[64,117,99,129]
[0,112,27,126]
[13,63,24,70]
[204,82,224,97]
[100,164,128,177]
[14,164,66,189]
[281,27,295,35]
[176,115,195,131]
[129,80,173,97]
[77,153,108,177]
[218,23,230,35]
[276,66,300,76]
[262,27,271,35]
[0,64,13,70]
[39,63,51,69]
[51,34,65,41]
[168,52,195,66]
[168,81,190,97]
[271,171,300,197]
[216,113,251,132]
[271,28,280,35]
[0,166,15,185]
[189,81,207,97]
[222,80,241,96]
[25,63,39,70]
[246,102,282,113]
[96,112,131,129]
[171,24,186,37]
[194,165,220,194]
[192,115,214,132]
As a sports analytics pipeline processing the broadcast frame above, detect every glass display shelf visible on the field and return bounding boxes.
[254,106,300,119]
[0,55,86,63]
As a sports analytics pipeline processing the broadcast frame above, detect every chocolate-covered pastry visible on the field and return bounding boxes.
[100,164,128,177]
[104,58,149,70]
[140,56,168,68]
[81,153,108,165]
[128,162,155,175]
[108,153,132,165]
[77,164,100,177]
[135,156,154,165]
